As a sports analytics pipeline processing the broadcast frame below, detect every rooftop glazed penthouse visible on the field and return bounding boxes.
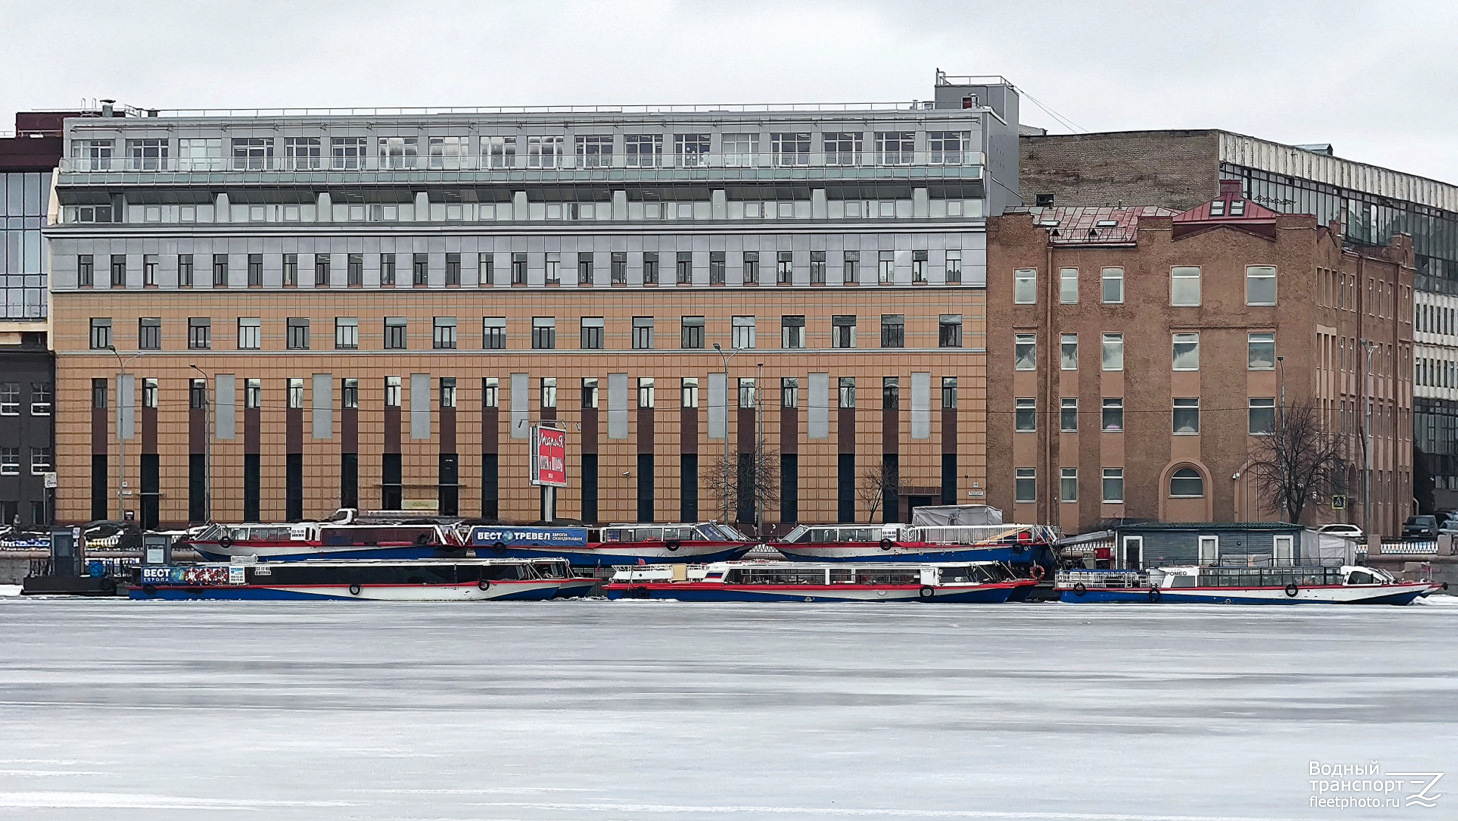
[47,75,1017,529]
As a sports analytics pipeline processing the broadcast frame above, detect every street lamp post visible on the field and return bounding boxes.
[712,343,738,524]
[1276,355,1285,521]
[756,361,764,539]
[105,345,140,522]
[1361,341,1378,538]
[189,364,212,523]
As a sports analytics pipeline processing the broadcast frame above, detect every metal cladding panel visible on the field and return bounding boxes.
[707,372,726,440]
[910,372,931,440]
[510,372,529,439]
[607,373,629,440]
[118,373,136,440]
[410,373,430,440]
[212,374,233,440]
[312,374,332,439]
[807,372,829,439]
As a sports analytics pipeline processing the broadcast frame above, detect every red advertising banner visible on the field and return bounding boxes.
[531,425,567,487]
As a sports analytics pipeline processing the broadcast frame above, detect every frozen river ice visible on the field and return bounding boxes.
[0,596,1455,820]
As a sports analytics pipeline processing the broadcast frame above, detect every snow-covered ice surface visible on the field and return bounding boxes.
[0,598,1455,820]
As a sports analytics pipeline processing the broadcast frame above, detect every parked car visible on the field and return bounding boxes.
[1317,523,1365,540]
[1402,515,1439,540]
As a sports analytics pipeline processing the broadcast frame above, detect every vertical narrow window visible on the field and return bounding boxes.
[1102,468,1124,503]
[385,376,402,408]
[1172,333,1200,371]
[1060,468,1078,503]
[1246,265,1277,305]
[211,255,229,287]
[315,253,331,287]
[1014,333,1036,370]
[1015,397,1036,431]
[245,254,263,287]
[1102,398,1124,432]
[412,253,428,286]
[143,254,159,287]
[511,253,527,285]
[339,379,356,409]
[742,251,759,285]
[1060,334,1078,370]
[379,253,396,286]
[1059,268,1078,303]
[882,378,899,410]
[288,378,304,409]
[246,379,262,409]
[1101,333,1124,371]
[539,378,555,409]
[482,377,499,408]
[878,251,894,284]
[632,317,654,349]
[1102,267,1124,303]
[578,252,593,286]
[1014,468,1036,503]
[912,250,928,284]
[110,254,127,287]
[78,254,94,287]
[1013,267,1036,304]
[1060,398,1078,432]
[809,251,826,284]
[682,378,699,408]
[347,253,363,286]
[637,377,655,408]
[939,315,963,348]
[941,377,958,409]
[581,378,598,408]
[738,377,757,409]
[478,253,493,286]
[643,251,660,285]
[710,251,726,285]
[880,315,904,348]
[178,254,194,288]
[444,253,460,286]
[843,251,860,285]
[945,250,962,285]
[677,251,693,285]
[612,252,628,284]
[1171,266,1201,306]
[838,377,855,409]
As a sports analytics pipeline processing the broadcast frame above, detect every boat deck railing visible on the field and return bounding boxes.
[1054,569,1150,589]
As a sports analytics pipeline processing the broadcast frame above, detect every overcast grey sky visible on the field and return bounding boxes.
[5,0,1457,183]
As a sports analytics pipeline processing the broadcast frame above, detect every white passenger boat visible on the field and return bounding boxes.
[603,560,1035,602]
[129,558,561,601]
[184,509,464,562]
[1055,565,1442,605]
[465,522,755,565]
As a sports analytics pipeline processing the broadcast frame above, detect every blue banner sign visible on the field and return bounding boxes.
[470,526,589,547]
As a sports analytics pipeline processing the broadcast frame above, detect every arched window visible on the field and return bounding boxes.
[1170,468,1204,498]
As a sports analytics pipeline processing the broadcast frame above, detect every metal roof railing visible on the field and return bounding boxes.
[125,101,959,119]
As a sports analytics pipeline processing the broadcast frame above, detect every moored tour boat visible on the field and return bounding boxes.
[129,558,562,601]
[771,523,1058,568]
[184,510,463,562]
[466,522,755,566]
[602,560,1035,602]
[1055,565,1442,605]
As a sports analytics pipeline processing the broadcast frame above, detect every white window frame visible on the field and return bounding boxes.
[1060,467,1077,503]
[1171,266,1201,306]
[1059,268,1078,303]
[1102,267,1125,304]
[1101,333,1124,371]
[1013,268,1036,304]
[1060,334,1078,370]
[1172,332,1200,371]
[1198,535,1219,565]
[1246,265,1277,306]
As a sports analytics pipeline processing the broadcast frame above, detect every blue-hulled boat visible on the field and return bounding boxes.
[770,523,1058,569]
[466,522,756,566]
[602,560,1034,603]
[1054,565,1442,605]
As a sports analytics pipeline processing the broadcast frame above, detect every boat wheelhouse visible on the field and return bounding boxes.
[528,558,599,598]
[602,560,1034,603]
[771,523,1058,567]
[129,558,561,601]
[185,510,464,562]
[466,522,754,566]
[1055,565,1441,605]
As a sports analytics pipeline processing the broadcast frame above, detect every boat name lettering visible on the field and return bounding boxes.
[470,526,589,547]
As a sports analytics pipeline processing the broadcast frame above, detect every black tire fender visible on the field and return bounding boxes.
[1073,582,1087,597]
[918,585,935,600]
[1148,588,1161,603]
[665,540,681,552]
[348,583,362,596]
[1285,582,1299,598]
[477,579,491,591]
[879,539,894,551]
[415,533,429,545]
[492,542,507,555]
[141,584,157,596]
[218,536,234,550]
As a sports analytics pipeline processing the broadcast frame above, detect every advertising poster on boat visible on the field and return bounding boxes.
[530,425,568,487]
[470,526,590,548]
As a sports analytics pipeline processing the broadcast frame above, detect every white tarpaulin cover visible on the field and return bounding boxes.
[910,505,1004,526]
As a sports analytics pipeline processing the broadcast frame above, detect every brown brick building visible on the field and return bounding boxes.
[987,181,1414,536]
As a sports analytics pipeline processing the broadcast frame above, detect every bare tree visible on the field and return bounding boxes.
[1249,398,1346,524]
[703,449,779,528]
[857,458,899,524]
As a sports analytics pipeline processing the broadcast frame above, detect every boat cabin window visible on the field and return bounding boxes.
[937,565,993,583]
[1168,575,1196,588]
[854,569,919,585]
[829,568,855,584]
[244,526,294,541]
[725,567,827,585]
[1346,570,1378,585]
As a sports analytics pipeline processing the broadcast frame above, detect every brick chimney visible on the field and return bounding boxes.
[1219,179,1243,199]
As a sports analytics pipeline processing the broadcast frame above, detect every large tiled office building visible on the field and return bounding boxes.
[47,76,1018,529]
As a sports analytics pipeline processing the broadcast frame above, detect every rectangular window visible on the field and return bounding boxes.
[478,253,494,286]
[176,253,193,287]
[378,136,419,169]
[878,251,895,284]
[705,251,726,285]
[881,314,905,348]
[90,317,113,350]
[1173,397,1200,435]
[445,253,461,286]
[481,136,515,168]
[540,377,555,409]
[1246,265,1277,305]
[838,377,855,409]
[637,377,655,408]
[0,448,17,476]
[1172,333,1200,371]
[30,447,52,474]
[109,254,126,287]
[1060,268,1078,303]
[1013,267,1036,304]
[511,253,527,285]
[1102,398,1124,432]
[131,317,160,351]
[677,251,693,285]
[939,315,963,348]
[526,135,563,169]
[247,379,263,409]
[211,254,228,288]
[1015,397,1036,432]
[824,132,863,166]
[330,136,367,170]
[434,317,459,350]
[770,132,810,167]
[781,315,805,349]
[1014,333,1036,370]
[385,377,402,408]
[1060,334,1078,370]
[141,254,159,287]
[1014,468,1036,504]
[1248,333,1276,370]
[882,377,899,410]
[674,133,711,167]
[231,137,273,170]
[335,317,358,350]
[742,251,759,285]
[875,131,914,166]
[483,317,506,349]
[549,254,564,285]
[912,250,928,284]
[1061,397,1078,432]
[126,138,168,170]
[577,252,594,286]
[1249,398,1276,434]
[283,136,321,170]
[1102,333,1124,371]
[1171,266,1201,306]
[380,253,396,286]
[941,377,958,409]
[739,378,757,408]
[832,315,857,349]
[681,316,705,349]
[482,377,499,408]
[732,316,755,349]
[531,317,556,350]
[286,318,310,350]
[1102,468,1124,503]
[237,317,261,350]
[581,377,598,409]
[188,318,211,350]
[643,252,660,285]
[577,135,613,168]
[1060,467,1078,503]
[384,317,407,350]
[287,378,304,410]
[28,382,52,416]
[435,377,456,409]
[624,134,662,168]
[612,252,628,285]
[347,253,363,287]
[241,254,261,287]
[0,383,16,415]
[581,317,605,350]
[412,253,428,286]
[314,253,331,287]
[632,317,654,350]
[844,251,860,285]
[92,378,108,409]
[78,254,94,287]
[1102,267,1124,303]
[72,139,115,171]
[928,131,968,165]
[723,133,758,167]
[781,377,799,409]
[427,136,468,170]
